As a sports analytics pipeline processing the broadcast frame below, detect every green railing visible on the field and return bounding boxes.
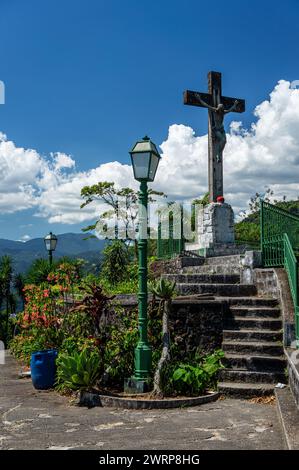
[261,201,299,344]
[157,206,185,259]
[261,201,299,266]
[284,233,299,342]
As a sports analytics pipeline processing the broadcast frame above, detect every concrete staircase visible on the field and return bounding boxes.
[163,253,286,398]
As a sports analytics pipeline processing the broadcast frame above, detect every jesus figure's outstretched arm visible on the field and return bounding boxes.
[195,93,218,112]
[224,100,239,114]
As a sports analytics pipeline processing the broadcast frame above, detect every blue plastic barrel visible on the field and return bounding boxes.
[30,349,58,390]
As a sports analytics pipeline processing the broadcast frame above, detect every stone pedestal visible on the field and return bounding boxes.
[197,202,235,256]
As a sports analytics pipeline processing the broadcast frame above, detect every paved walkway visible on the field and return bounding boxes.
[0,353,286,450]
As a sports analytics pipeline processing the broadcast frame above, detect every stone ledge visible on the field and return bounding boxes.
[113,294,225,307]
[285,348,299,409]
[275,387,299,449]
[79,390,219,409]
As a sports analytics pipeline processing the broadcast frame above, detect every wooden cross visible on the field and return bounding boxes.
[184,71,245,203]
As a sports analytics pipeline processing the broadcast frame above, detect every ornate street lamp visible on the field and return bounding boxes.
[125,136,161,393]
[44,232,58,265]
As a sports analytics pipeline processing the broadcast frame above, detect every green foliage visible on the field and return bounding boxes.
[26,258,56,286]
[172,364,207,395]
[235,221,260,244]
[59,336,99,356]
[148,277,176,300]
[101,240,129,283]
[234,189,299,245]
[100,276,138,295]
[103,308,139,385]
[56,349,101,391]
[162,350,225,397]
[9,332,51,366]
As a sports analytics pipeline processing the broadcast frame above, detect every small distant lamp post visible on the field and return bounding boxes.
[126,136,161,392]
[44,232,58,265]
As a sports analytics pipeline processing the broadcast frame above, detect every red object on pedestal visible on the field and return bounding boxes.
[217,196,225,204]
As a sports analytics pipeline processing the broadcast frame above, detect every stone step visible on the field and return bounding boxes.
[176,283,257,297]
[222,340,283,356]
[223,353,286,372]
[218,381,275,398]
[163,273,240,284]
[182,265,241,275]
[223,329,283,342]
[219,369,286,384]
[221,297,279,307]
[228,306,281,318]
[178,256,205,267]
[205,254,243,266]
[224,316,282,330]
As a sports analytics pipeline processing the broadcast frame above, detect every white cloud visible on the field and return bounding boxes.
[0,79,299,224]
[18,234,31,242]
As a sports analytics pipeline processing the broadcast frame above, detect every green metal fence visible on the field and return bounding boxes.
[261,201,299,344]
[261,201,299,266]
[284,233,299,343]
[157,206,185,259]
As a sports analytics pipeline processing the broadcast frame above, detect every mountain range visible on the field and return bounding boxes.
[0,233,106,273]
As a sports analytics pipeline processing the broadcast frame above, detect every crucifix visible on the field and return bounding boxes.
[184,71,245,203]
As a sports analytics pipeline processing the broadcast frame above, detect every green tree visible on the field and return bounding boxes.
[101,240,129,284]
[80,182,166,259]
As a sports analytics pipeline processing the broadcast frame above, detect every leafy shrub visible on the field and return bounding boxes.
[56,349,101,391]
[10,332,51,366]
[161,350,225,397]
[59,336,100,356]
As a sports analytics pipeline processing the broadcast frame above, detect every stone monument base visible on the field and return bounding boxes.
[185,202,240,257]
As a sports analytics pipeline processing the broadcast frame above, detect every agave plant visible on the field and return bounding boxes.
[149,277,176,301]
[148,277,176,397]
[56,349,101,391]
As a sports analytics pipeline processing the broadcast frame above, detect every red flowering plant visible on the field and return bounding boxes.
[21,284,60,329]
[11,262,82,363]
[47,261,81,309]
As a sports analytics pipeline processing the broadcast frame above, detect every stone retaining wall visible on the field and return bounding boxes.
[169,299,224,356]
[115,295,224,357]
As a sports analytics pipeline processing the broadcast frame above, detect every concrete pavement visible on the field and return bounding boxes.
[0,352,286,450]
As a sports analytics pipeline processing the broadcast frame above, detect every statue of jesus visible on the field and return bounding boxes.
[195,94,239,163]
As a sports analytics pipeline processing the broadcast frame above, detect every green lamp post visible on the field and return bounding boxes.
[125,136,161,393]
[44,232,58,266]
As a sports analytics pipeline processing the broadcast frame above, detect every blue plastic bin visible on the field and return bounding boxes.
[30,349,58,390]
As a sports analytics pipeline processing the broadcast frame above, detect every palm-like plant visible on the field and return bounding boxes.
[148,277,176,397]
[25,258,54,285]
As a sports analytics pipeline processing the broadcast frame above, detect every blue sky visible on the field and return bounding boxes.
[1,0,299,240]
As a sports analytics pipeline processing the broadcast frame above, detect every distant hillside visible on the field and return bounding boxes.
[0,233,106,273]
